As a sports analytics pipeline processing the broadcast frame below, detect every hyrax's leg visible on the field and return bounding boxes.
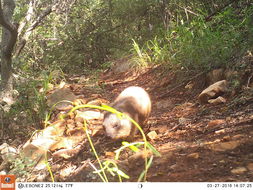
[128,114,139,140]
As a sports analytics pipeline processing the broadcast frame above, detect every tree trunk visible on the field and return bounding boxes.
[0,0,16,92]
[0,0,17,107]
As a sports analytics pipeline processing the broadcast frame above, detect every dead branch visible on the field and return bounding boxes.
[14,5,53,57]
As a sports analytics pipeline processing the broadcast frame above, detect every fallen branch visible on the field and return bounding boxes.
[205,0,238,22]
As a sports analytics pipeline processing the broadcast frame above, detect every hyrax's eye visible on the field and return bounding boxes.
[113,124,119,129]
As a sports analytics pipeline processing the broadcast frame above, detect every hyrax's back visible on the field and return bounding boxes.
[103,86,151,140]
[114,86,151,122]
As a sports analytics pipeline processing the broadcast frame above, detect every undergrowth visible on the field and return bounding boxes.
[132,6,253,71]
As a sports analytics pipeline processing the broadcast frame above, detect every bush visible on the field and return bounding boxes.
[136,6,253,71]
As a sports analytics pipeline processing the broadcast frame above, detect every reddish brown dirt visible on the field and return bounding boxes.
[96,66,253,182]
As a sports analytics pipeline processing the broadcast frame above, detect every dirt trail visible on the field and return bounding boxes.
[98,67,253,182]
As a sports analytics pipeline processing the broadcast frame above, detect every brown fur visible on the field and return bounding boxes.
[103,86,151,140]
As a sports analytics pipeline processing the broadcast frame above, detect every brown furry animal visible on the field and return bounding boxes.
[103,86,151,140]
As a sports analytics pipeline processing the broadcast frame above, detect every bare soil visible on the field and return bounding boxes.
[3,65,253,182]
[93,66,253,182]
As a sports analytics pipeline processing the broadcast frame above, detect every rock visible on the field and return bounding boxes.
[198,80,228,104]
[208,96,227,105]
[206,69,224,86]
[0,143,18,163]
[209,141,240,152]
[147,131,158,140]
[231,167,247,174]
[75,110,103,121]
[187,153,199,159]
[105,152,115,158]
[47,88,77,110]
[208,119,226,127]
[22,120,67,169]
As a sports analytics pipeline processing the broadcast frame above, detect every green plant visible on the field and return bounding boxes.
[135,5,252,71]
[131,39,151,68]
[10,153,36,179]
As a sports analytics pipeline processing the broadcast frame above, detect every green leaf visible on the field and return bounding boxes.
[112,167,130,179]
[146,142,161,157]
[122,141,139,152]
[138,156,154,182]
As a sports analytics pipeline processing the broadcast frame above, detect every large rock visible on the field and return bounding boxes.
[198,80,228,104]
[47,88,77,110]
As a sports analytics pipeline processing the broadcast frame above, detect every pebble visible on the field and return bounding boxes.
[147,131,158,140]
[187,153,199,159]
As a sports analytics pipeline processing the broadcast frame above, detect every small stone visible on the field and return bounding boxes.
[105,152,115,158]
[147,131,158,140]
[247,163,253,171]
[75,110,103,120]
[208,119,226,127]
[215,129,226,134]
[226,117,232,121]
[208,96,227,105]
[187,153,199,159]
[231,167,247,174]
